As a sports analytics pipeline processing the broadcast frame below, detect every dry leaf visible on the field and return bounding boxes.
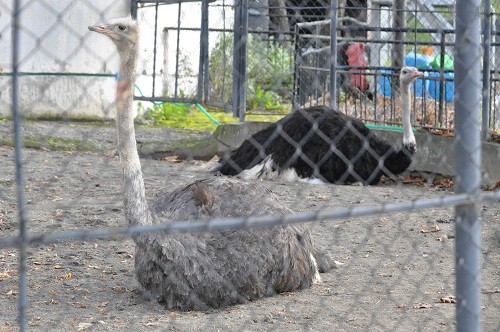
[113,285,124,293]
[77,322,92,331]
[421,225,440,233]
[53,265,62,269]
[413,303,432,309]
[163,155,182,163]
[207,155,220,163]
[440,295,456,303]
[54,209,63,218]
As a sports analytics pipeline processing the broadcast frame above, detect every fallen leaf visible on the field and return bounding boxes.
[413,303,432,309]
[53,265,63,269]
[163,155,182,163]
[77,322,92,331]
[421,225,440,233]
[482,289,500,294]
[440,295,456,304]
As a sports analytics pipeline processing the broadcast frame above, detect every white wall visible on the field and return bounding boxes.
[0,0,129,118]
[0,0,234,119]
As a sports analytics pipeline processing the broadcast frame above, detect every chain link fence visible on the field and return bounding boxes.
[0,0,499,331]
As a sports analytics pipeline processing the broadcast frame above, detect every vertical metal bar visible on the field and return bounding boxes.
[198,0,209,103]
[238,0,248,122]
[455,0,482,331]
[130,0,138,19]
[391,0,405,95]
[329,0,338,110]
[231,0,242,118]
[203,0,210,104]
[482,0,491,140]
[221,0,228,107]
[11,0,28,331]
[151,2,159,97]
[231,0,248,121]
[174,2,182,98]
[438,31,445,126]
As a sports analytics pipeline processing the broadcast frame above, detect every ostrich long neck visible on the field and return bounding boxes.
[116,43,152,226]
[400,81,415,145]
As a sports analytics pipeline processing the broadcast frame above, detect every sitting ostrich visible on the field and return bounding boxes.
[216,67,422,185]
[89,18,332,311]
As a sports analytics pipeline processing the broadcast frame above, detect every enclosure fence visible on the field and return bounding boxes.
[0,0,499,331]
[129,0,499,134]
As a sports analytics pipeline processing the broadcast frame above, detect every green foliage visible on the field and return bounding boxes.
[142,102,285,132]
[208,33,293,111]
[247,85,283,111]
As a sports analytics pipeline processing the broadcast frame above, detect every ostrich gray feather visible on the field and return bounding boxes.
[133,177,320,310]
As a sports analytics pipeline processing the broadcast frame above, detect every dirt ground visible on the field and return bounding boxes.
[0,144,499,331]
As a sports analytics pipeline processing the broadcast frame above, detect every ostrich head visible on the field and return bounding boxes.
[399,66,423,85]
[88,18,138,56]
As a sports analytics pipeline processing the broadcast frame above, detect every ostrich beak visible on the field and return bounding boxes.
[413,70,424,78]
[89,24,120,42]
[89,24,106,33]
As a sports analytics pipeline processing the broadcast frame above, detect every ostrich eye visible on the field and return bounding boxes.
[118,25,126,31]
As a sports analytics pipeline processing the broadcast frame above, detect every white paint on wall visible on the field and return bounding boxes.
[0,0,234,119]
[0,0,128,118]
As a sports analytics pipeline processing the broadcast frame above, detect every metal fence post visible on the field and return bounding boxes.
[11,0,28,330]
[455,1,482,331]
[391,0,405,95]
[198,0,210,103]
[231,0,248,121]
[329,0,338,110]
[481,0,491,141]
[130,0,138,19]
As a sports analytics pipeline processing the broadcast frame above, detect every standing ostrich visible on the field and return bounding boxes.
[89,18,332,311]
[217,67,423,185]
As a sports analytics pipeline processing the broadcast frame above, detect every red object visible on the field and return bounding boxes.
[346,42,368,91]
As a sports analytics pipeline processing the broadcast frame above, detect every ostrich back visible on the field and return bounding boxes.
[218,105,412,184]
[133,177,318,311]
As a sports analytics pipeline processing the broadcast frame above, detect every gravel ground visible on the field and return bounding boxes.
[0,125,499,331]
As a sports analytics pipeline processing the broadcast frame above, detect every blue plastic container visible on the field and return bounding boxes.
[405,52,431,69]
[428,71,455,103]
[377,70,392,96]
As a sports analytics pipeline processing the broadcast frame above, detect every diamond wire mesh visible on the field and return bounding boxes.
[0,0,499,331]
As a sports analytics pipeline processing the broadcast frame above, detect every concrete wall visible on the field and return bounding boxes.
[0,1,129,119]
[213,122,500,186]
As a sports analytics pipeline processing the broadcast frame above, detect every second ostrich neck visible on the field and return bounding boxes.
[400,83,415,145]
[116,47,152,226]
